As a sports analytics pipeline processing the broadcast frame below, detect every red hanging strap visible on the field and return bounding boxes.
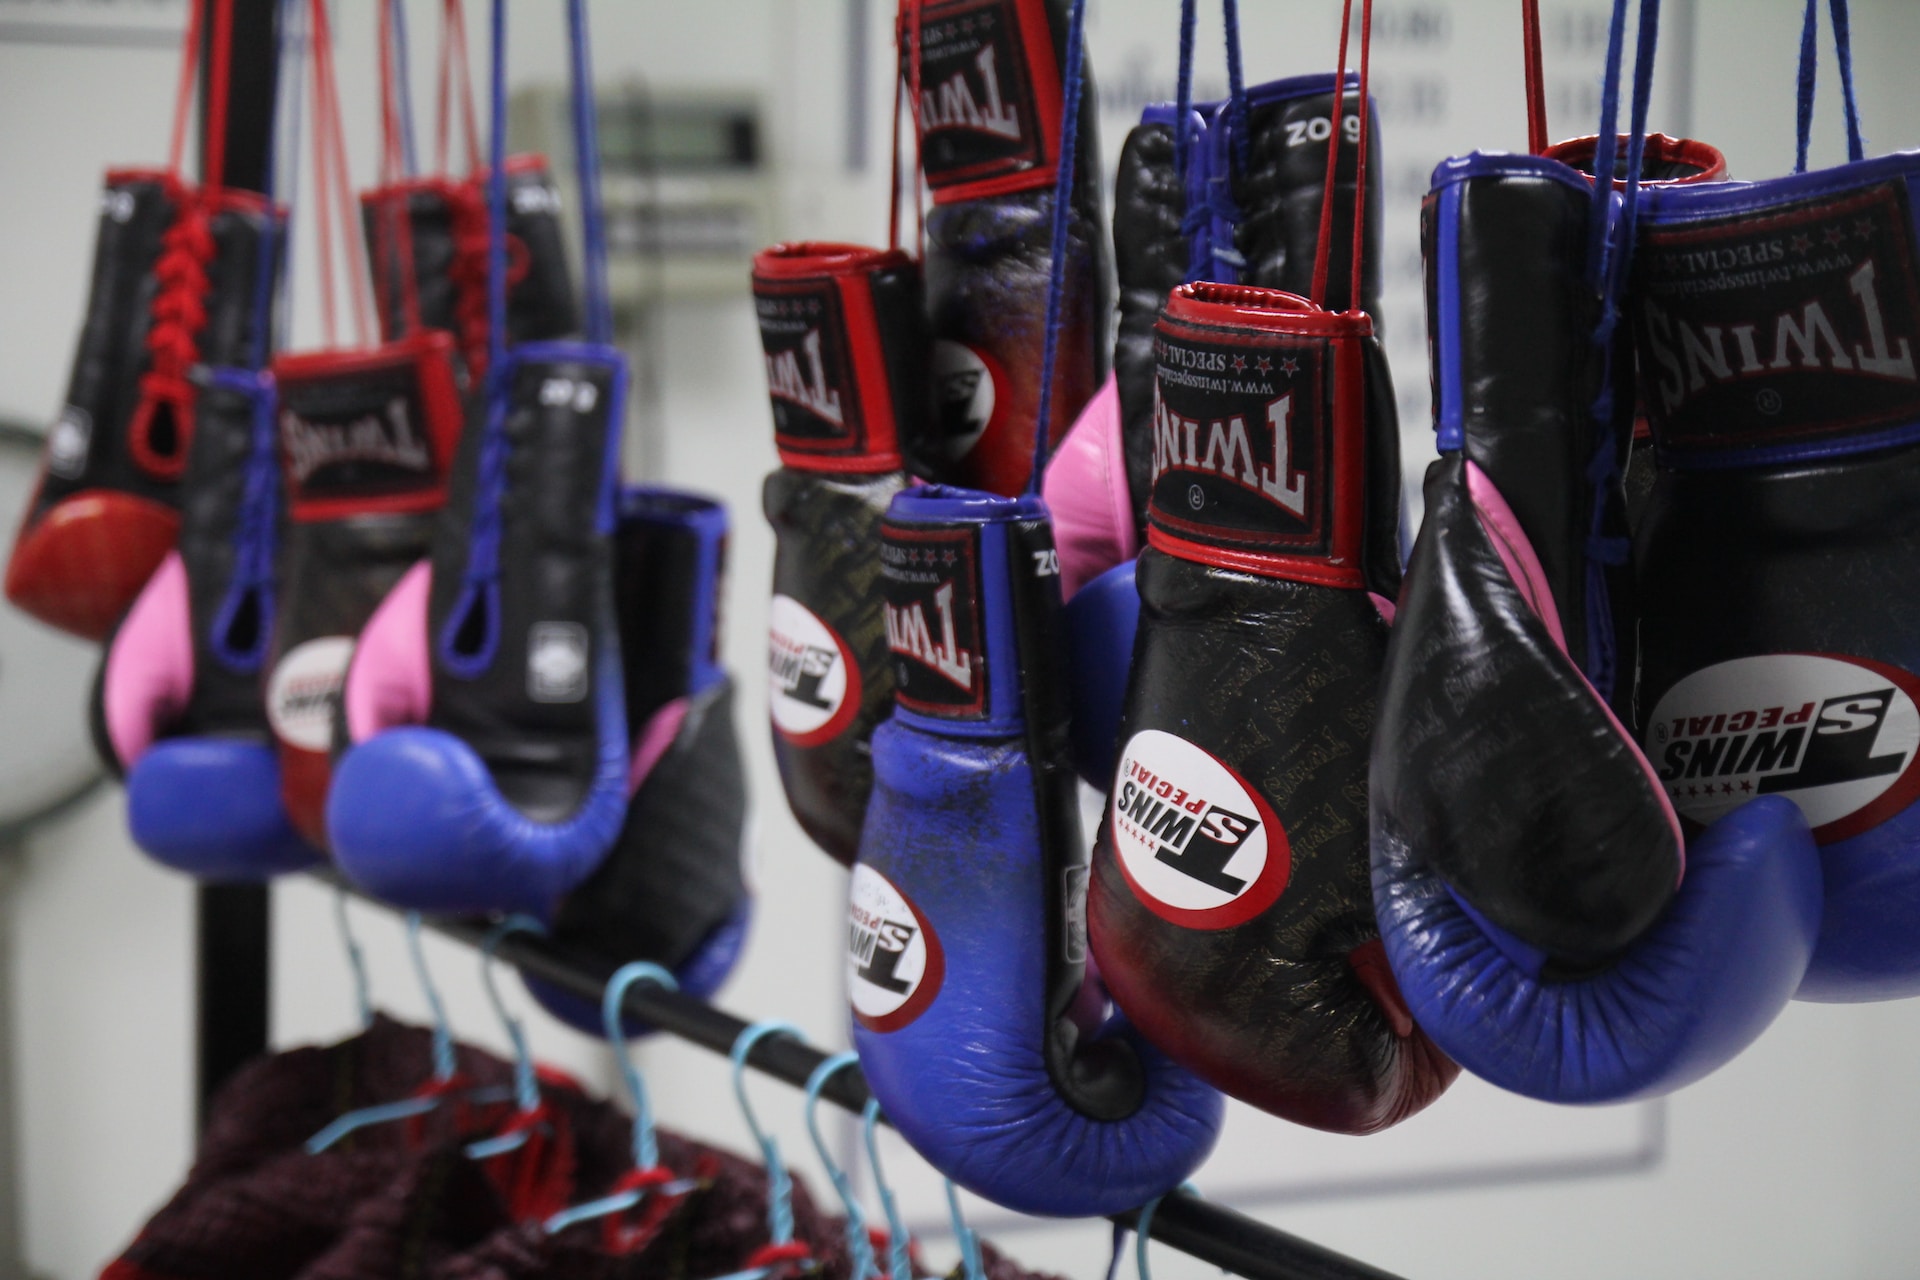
[1522,0,1549,154]
[888,21,906,252]
[907,0,926,255]
[374,0,424,338]
[307,0,375,348]
[166,0,206,179]
[1349,0,1374,310]
[435,0,483,177]
[1309,0,1355,310]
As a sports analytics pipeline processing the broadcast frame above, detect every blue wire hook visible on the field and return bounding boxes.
[463,914,547,1159]
[860,1100,913,1280]
[334,886,373,1030]
[541,961,693,1236]
[306,912,460,1153]
[804,1054,878,1280]
[944,1179,986,1280]
[733,1021,804,1249]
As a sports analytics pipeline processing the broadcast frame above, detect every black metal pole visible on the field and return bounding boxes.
[193,0,279,1127]
[359,887,1406,1280]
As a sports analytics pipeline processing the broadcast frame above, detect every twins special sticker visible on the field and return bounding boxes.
[767,594,859,746]
[1109,729,1290,929]
[266,635,356,752]
[931,339,999,462]
[1646,652,1920,844]
[848,864,945,1032]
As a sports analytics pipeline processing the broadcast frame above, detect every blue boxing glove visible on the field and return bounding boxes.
[849,486,1222,1218]
[326,341,630,918]
[1370,111,1823,1099]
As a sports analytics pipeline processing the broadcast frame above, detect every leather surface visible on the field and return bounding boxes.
[1090,550,1454,1133]
[1637,445,1920,1000]
[851,487,1222,1217]
[763,467,906,863]
[7,175,275,638]
[1375,793,1820,1101]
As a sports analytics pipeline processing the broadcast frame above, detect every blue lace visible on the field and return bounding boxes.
[1795,0,1865,173]
[440,0,615,676]
[1025,0,1089,496]
[1172,0,1251,285]
[1578,0,1660,702]
[209,0,294,674]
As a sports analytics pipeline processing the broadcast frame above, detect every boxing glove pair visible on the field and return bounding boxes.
[904,0,1107,496]
[1371,0,1825,1101]
[1047,68,1383,601]
[1630,1,1920,1001]
[756,243,928,865]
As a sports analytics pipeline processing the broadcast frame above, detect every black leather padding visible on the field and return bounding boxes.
[1373,456,1680,967]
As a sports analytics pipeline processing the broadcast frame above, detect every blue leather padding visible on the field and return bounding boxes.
[328,632,631,919]
[618,487,730,698]
[128,739,321,880]
[1639,149,1920,223]
[854,717,1224,1218]
[1798,800,1920,1001]
[1434,180,1466,454]
[1065,559,1139,789]
[522,899,753,1036]
[1374,796,1822,1103]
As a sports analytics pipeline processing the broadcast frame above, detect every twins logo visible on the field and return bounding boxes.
[1647,653,1920,843]
[848,865,945,1032]
[878,523,986,717]
[754,279,862,449]
[767,594,859,745]
[266,635,356,754]
[1108,729,1290,929]
[1148,330,1325,551]
[281,395,432,486]
[1635,180,1920,451]
[908,0,1049,188]
[931,340,998,461]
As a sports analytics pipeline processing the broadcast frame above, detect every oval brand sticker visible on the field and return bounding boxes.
[930,340,998,462]
[847,864,944,1033]
[1646,652,1920,844]
[767,595,859,746]
[1108,729,1290,929]
[266,636,356,753]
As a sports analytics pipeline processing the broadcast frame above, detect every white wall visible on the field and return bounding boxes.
[6,2,1920,1278]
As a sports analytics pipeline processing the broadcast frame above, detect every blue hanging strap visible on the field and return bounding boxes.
[804,1054,878,1280]
[390,0,418,178]
[1023,0,1089,496]
[568,0,613,345]
[1796,0,1865,173]
[208,0,295,674]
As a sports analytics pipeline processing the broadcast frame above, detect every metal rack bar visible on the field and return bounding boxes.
[194,0,279,1128]
[348,888,1406,1280]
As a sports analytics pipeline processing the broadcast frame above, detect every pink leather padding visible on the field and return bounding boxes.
[344,560,433,744]
[1370,592,1397,626]
[628,696,689,798]
[1465,461,1686,874]
[103,551,193,769]
[1042,374,1138,600]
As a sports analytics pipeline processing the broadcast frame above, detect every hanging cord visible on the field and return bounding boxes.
[1796,0,1866,173]
[715,1022,816,1280]
[375,0,425,339]
[1346,0,1373,313]
[334,886,374,1029]
[305,0,375,349]
[1575,0,1659,701]
[437,0,484,177]
[906,0,926,254]
[1170,0,1251,283]
[1522,0,1548,153]
[887,0,928,256]
[166,0,207,178]
[1309,0,1373,313]
[391,0,419,177]
[568,0,614,346]
[1022,0,1089,497]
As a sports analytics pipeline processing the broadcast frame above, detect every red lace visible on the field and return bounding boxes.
[447,185,529,386]
[129,0,234,480]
